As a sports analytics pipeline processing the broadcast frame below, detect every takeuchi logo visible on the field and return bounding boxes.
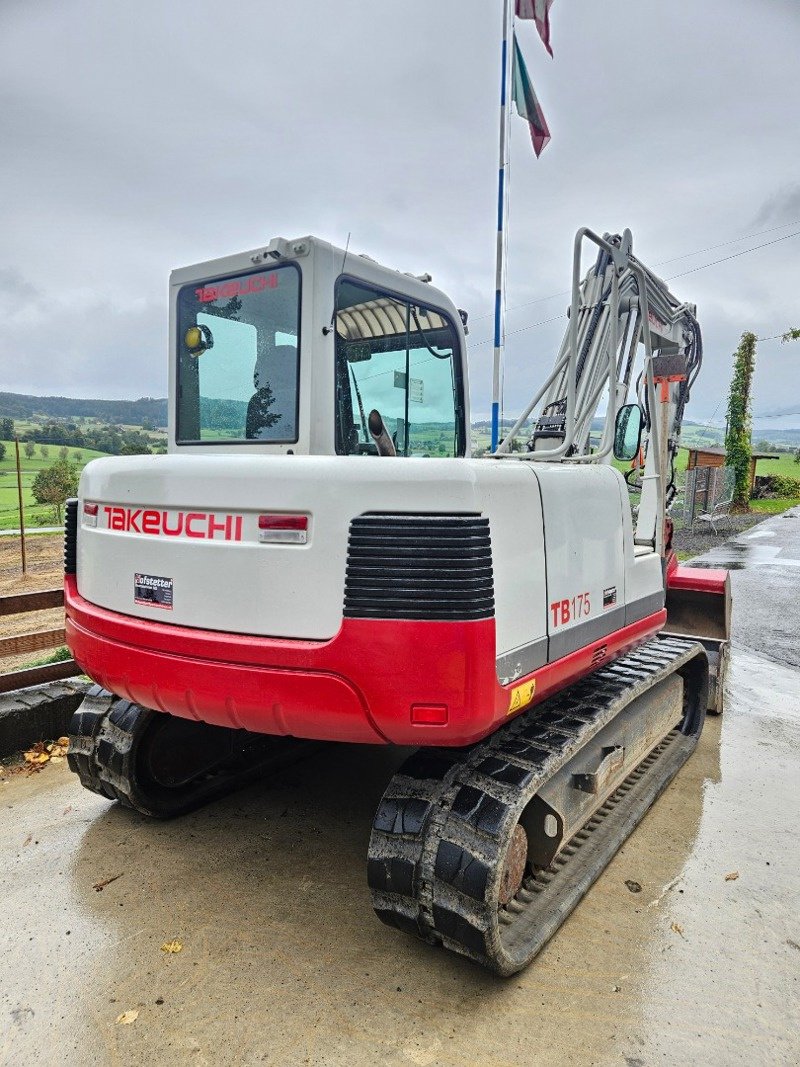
[195,273,278,303]
[102,506,243,541]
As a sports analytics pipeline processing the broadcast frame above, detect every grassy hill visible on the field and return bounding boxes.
[0,392,167,426]
[0,442,109,530]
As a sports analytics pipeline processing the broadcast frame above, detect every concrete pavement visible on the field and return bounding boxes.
[2,509,799,1066]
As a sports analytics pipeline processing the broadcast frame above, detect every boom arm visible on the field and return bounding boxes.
[493,228,702,554]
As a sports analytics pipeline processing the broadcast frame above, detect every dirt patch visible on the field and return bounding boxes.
[1,533,64,595]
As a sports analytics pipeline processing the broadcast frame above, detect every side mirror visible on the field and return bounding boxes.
[613,403,643,462]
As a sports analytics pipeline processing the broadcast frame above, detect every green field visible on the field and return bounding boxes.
[11,415,167,440]
[0,441,110,530]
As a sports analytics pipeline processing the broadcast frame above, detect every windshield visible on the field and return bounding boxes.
[176,264,300,443]
[334,279,465,456]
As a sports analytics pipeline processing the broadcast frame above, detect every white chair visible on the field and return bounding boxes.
[695,497,733,535]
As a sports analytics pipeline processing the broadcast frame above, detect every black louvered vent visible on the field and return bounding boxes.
[344,513,494,621]
[64,498,78,575]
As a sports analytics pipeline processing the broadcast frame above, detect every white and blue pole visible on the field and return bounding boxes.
[491,0,513,453]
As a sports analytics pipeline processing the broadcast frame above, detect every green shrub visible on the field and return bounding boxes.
[772,475,800,498]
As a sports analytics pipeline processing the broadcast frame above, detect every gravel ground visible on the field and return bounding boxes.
[672,511,768,558]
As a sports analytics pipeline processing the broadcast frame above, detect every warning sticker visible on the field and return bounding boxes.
[507,678,536,715]
[134,573,173,610]
[603,586,617,609]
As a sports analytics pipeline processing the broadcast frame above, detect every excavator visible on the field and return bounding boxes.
[65,226,730,975]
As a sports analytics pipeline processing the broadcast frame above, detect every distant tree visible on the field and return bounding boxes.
[0,417,13,439]
[794,448,800,465]
[781,327,800,343]
[141,417,155,431]
[0,442,5,461]
[725,332,757,509]
[39,444,49,459]
[31,460,79,522]
[73,450,83,463]
[24,441,36,459]
[58,445,69,460]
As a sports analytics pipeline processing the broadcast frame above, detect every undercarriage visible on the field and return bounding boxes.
[68,635,707,974]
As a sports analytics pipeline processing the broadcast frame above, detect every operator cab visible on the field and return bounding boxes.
[169,237,469,458]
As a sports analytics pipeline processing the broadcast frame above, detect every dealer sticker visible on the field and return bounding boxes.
[134,573,173,610]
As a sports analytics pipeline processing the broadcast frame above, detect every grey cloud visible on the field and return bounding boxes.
[1,0,799,422]
[754,183,800,227]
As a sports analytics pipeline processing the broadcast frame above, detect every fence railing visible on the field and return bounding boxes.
[683,465,734,528]
[0,589,79,694]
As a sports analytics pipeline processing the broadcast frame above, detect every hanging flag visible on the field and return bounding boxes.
[512,33,551,157]
[515,0,555,57]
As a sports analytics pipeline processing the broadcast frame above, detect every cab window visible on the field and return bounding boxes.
[176,264,300,443]
[334,279,465,456]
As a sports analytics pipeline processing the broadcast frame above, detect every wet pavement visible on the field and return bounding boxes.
[1,509,799,1066]
[686,504,800,669]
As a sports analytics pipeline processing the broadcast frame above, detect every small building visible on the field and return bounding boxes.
[683,446,779,495]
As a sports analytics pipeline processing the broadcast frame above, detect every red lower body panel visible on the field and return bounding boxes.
[65,577,666,747]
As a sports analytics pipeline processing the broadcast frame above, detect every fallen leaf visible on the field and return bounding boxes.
[670,922,685,938]
[50,756,64,765]
[725,871,739,882]
[93,873,124,892]
[24,746,50,765]
[624,880,642,894]
[116,1010,139,1025]
[786,939,800,951]
[56,736,70,748]
[22,833,32,847]
[161,939,183,954]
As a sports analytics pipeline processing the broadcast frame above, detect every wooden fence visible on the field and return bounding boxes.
[0,588,79,694]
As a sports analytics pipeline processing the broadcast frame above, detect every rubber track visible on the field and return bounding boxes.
[68,689,316,818]
[367,636,708,975]
[66,684,118,800]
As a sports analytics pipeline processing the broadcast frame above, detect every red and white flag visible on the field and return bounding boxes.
[515,0,555,57]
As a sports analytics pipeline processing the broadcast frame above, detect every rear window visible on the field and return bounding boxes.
[176,264,300,443]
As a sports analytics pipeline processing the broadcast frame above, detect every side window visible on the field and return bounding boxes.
[334,280,464,456]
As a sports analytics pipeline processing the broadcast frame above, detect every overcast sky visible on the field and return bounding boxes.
[2,0,799,426]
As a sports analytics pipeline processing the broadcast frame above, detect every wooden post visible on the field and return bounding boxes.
[14,437,26,574]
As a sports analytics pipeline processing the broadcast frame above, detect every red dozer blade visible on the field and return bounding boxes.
[664,564,731,714]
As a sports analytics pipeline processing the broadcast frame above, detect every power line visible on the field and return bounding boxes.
[471,218,800,322]
[470,313,565,347]
[665,229,800,280]
[469,231,800,346]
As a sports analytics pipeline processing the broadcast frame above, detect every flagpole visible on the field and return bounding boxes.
[491,0,513,454]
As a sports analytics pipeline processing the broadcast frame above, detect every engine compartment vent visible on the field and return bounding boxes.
[344,513,494,621]
[64,497,78,575]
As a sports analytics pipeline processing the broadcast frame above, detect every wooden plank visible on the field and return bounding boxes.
[0,589,64,617]
[0,628,66,659]
[0,659,81,695]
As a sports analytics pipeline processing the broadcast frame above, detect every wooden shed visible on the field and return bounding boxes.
[683,446,779,494]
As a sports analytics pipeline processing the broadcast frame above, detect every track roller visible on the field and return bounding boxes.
[368,636,708,975]
[67,687,311,818]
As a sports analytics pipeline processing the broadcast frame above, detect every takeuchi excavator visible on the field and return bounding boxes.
[65,227,730,975]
